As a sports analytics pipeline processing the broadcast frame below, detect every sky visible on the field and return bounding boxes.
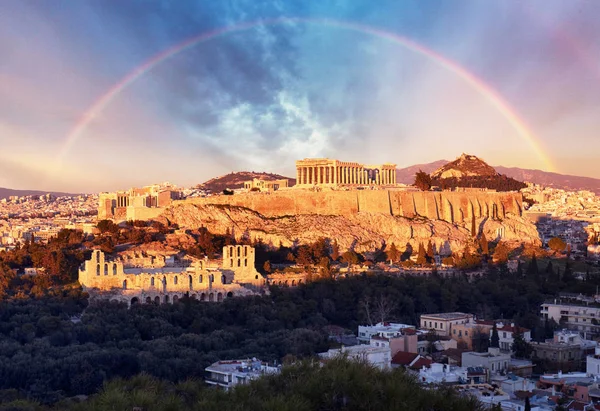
[1,0,599,192]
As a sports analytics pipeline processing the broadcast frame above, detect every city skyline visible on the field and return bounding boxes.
[1,0,599,192]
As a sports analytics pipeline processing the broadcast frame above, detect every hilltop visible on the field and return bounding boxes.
[396,158,600,194]
[428,154,526,192]
[431,153,498,179]
[198,171,296,193]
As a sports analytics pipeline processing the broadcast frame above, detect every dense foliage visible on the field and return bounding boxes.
[0,259,598,404]
[431,174,527,192]
[0,359,483,411]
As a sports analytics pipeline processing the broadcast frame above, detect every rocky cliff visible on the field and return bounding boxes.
[158,203,540,254]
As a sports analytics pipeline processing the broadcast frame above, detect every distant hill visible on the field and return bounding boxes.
[397,158,600,194]
[199,171,295,193]
[0,187,80,200]
[427,154,526,192]
[431,154,498,179]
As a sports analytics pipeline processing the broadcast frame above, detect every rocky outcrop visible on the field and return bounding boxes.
[431,153,498,179]
[159,203,540,254]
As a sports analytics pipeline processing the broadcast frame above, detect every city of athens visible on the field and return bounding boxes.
[1,1,599,410]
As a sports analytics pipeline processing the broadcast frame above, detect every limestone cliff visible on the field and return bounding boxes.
[159,203,540,254]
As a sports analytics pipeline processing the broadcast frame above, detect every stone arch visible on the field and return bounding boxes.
[104,263,109,276]
[191,293,197,300]
[154,296,160,304]
[209,293,214,302]
[227,291,233,298]
[217,292,223,302]
[145,296,152,304]
[130,297,139,305]
[151,277,155,287]
[113,263,117,275]
[173,295,179,304]
[122,280,127,289]
[96,264,100,276]
[291,280,296,286]
[298,279,303,284]
[200,293,206,301]
[95,250,101,261]
[189,275,193,290]
[164,295,170,303]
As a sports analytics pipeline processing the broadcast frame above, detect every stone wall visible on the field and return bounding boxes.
[181,189,522,223]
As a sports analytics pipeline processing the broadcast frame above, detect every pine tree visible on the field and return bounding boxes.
[416,242,427,265]
[490,323,500,348]
[527,254,538,276]
[386,243,400,265]
[479,233,489,256]
[426,240,434,263]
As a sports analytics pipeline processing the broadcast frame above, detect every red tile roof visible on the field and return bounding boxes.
[391,351,418,366]
[410,357,432,370]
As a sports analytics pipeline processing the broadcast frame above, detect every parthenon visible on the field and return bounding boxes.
[295,158,397,187]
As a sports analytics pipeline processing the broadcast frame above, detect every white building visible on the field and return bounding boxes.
[205,359,280,391]
[587,346,600,376]
[320,344,391,370]
[541,302,600,337]
[462,348,511,376]
[496,323,532,353]
[357,322,415,343]
[418,363,468,384]
[419,312,474,337]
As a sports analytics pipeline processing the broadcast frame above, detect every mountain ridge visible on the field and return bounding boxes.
[0,187,81,200]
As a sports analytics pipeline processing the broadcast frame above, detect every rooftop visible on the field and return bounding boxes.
[420,312,473,320]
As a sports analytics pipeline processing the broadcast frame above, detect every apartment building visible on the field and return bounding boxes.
[420,312,475,337]
[541,301,600,337]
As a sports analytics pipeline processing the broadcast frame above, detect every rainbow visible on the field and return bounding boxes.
[58,17,555,171]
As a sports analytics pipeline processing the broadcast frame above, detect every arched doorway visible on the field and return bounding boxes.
[130,297,139,305]
[145,297,152,304]
[200,293,206,301]
[154,296,160,304]
[217,292,223,302]
[123,280,127,289]
[208,293,214,302]
[173,295,179,304]
[191,294,197,300]
[164,295,169,303]
[227,292,233,298]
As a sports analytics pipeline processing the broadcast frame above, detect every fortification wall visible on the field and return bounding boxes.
[181,190,522,223]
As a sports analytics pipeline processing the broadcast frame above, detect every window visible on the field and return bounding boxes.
[465,331,468,336]
[453,329,456,335]
[174,276,178,285]
[434,322,438,329]
[503,332,507,338]
[151,277,155,287]
[199,275,203,283]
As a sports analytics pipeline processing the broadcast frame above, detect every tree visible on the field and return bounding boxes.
[527,254,538,276]
[490,323,500,348]
[548,237,567,254]
[331,241,340,261]
[414,170,432,191]
[341,250,360,268]
[492,242,510,264]
[545,260,554,275]
[512,326,533,359]
[479,233,489,256]
[385,243,400,265]
[416,243,427,265]
[426,240,435,263]
[263,261,272,273]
